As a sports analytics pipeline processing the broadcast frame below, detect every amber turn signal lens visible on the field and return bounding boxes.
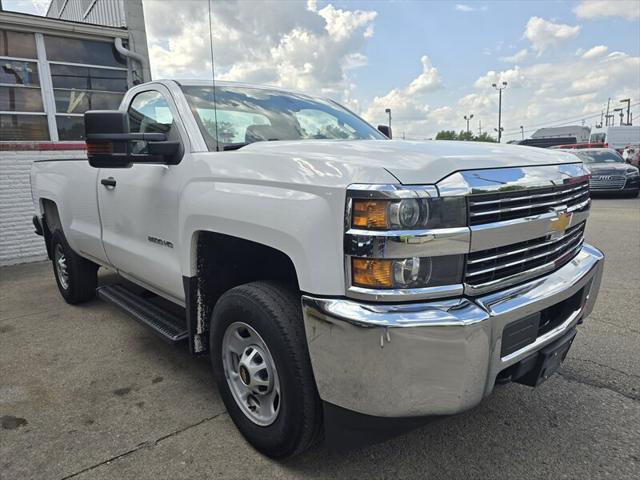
[351,200,388,229]
[352,258,393,288]
[86,142,113,155]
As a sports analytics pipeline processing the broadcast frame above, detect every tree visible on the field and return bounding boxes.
[474,132,497,143]
[457,130,474,141]
[435,130,457,140]
[434,130,497,142]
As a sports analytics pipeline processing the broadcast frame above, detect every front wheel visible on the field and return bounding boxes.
[210,282,322,458]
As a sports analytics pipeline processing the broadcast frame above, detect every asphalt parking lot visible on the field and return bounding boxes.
[1,197,639,480]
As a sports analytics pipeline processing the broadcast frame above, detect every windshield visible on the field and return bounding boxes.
[181,85,385,151]
[575,150,625,163]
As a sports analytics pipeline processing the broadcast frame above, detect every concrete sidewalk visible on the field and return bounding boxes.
[1,198,639,479]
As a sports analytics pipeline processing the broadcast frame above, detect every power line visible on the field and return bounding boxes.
[502,102,640,136]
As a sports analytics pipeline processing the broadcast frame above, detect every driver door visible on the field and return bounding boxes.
[97,87,185,303]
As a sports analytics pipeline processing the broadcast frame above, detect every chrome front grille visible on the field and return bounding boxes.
[589,175,626,191]
[465,222,585,293]
[468,181,590,225]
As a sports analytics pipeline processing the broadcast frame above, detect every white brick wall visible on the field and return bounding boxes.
[0,149,87,266]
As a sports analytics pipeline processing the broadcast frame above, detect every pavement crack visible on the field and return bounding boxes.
[592,318,640,335]
[569,357,640,380]
[557,372,639,402]
[58,410,227,480]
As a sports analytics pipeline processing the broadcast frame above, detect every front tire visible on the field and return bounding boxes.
[51,230,98,304]
[210,281,322,458]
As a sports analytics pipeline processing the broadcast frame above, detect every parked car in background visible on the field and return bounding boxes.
[622,145,640,168]
[563,148,640,197]
[550,143,607,150]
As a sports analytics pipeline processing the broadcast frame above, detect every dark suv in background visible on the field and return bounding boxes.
[563,148,640,197]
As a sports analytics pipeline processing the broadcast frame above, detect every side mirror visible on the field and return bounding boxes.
[84,110,180,168]
[378,124,392,139]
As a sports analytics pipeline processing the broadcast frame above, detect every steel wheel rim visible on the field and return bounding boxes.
[221,321,281,426]
[54,243,69,290]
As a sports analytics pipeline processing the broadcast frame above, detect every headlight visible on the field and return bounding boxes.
[625,167,639,177]
[346,184,468,299]
[351,255,464,289]
[350,197,466,230]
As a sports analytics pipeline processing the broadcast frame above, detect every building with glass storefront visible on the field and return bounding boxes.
[0,0,150,264]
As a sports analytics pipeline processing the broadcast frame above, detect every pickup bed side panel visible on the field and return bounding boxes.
[31,159,108,265]
[179,180,347,296]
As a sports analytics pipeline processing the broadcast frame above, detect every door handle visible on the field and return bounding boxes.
[101,177,116,188]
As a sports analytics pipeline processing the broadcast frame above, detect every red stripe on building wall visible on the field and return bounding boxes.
[0,142,87,152]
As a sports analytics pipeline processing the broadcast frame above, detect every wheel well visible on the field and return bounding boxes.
[191,231,300,353]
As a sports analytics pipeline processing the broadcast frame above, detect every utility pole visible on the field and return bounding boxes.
[492,81,508,143]
[478,120,483,136]
[520,125,524,140]
[605,97,611,126]
[620,99,631,125]
[614,108,624,126]
[464,114,474,137]
[385,108,391,131]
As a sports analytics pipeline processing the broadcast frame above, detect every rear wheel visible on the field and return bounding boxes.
[51,230,98,304]
[210,281,322,458]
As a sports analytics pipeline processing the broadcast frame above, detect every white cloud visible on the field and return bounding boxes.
[407,56,442,94]
[500,48,528,63]
[474,66,526,89]
[574,0,640,20]
[580,45,608,59]
[142,0,376,94]
[524,16,581,55]
[454,3,487,12]
[361,55,442,136]
[455,4,474,12]
[467,50,639,140]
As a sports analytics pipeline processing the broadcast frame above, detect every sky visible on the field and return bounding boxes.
[4,0,640,141]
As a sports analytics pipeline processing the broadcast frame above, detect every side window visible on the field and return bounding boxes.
[127,90,174,153]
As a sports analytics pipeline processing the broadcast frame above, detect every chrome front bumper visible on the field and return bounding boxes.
[302,243,604,418]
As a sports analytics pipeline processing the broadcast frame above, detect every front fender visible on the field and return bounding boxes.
[179,179,347,296]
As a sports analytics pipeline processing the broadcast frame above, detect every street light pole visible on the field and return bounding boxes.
[520,125,524,140]
[385,108,391,130]
[614,108,624,126]
[492,81,508,143]
[464,114,474,137]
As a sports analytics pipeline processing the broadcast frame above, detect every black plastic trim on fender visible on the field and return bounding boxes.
[32,215,43,236]
[322,401,435,451]
[183,275,200,354]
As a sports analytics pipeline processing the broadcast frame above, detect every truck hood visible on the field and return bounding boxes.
[240,139,580,185]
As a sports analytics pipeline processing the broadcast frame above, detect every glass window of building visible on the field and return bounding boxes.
[0,29,48,141]
[44,35,128,140]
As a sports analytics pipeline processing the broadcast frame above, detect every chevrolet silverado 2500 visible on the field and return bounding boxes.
[31,80,604,458]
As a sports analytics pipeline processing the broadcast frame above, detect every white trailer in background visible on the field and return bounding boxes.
[532,126,591,143]
[604,126,640,151]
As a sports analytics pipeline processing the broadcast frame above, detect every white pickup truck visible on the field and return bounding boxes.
[31,80,604,458]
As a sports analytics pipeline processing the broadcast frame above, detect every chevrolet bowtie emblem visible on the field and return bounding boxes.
[549,208,572,239]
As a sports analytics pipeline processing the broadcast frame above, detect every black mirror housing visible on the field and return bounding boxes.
[378,124,392,139]
[84,110,178,168]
